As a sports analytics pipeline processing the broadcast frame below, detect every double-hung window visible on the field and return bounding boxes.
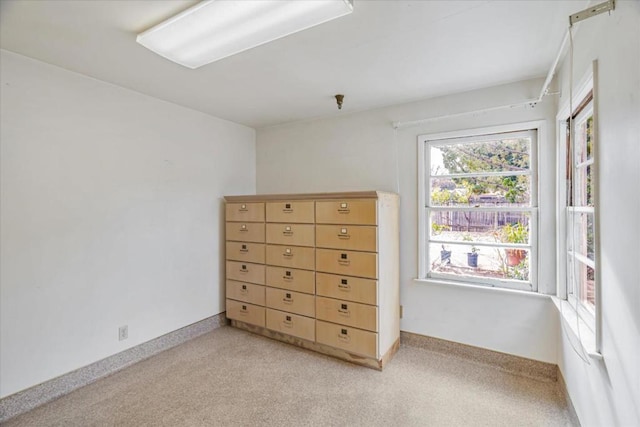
[418,124,539,291]
[565,91,597,332]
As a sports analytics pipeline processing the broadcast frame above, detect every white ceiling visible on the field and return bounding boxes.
[0,0,586,128]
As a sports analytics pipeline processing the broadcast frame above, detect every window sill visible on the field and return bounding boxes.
[413,277,549,299]
[551,297,602,361]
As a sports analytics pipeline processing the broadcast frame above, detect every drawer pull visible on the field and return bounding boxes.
[338,329,351,343]
[240,224,248,232]
[283,293,293,304]
[338,279,351,291]
[283,203,293,213]
[283,226,293,236]
[283,248,293,258]
[339,303,350,317]
[283,315,293,327]
[241,285,248,293]
[283,271,293,281]
[240,244,248,253]
[337,233,351,240]
[338,202,350,214]
[240,264,248,272]
[240,305,248,312]
[239,204,247,211]
[338,254,350,266]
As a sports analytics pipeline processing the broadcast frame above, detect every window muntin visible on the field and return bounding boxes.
[423,129,537,291]
[567,96,596,321]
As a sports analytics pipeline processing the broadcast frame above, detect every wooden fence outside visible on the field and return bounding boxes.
[432,211,529,232]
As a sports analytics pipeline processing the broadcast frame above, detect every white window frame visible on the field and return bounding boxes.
[417,121,543,292]
[556,62,601,352]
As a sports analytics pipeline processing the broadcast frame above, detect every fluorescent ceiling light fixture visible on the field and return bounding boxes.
[137,0,354,69]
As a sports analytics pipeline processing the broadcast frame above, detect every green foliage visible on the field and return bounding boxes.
[431,222,451,235]
[434,138,531,204]
[501,222,528,244]
[508,258,529,281]
[431,187,469,205]
[502,176,528,204]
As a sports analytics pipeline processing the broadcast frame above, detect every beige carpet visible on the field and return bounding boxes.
[5,326,575,426]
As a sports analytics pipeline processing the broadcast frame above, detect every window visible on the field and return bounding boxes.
[418,124,539,292]
[565,92,597,331]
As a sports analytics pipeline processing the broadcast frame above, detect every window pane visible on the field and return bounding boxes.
[571,257,595,311]
[587,116,593,159]
[430,211,531,245]
[431,175,531,206]
[575,115,594,163]
[430,137,530,175]
[570,212,595,261]
[582,263,596,310]
[574,164,593,207]
[430,242,530,282]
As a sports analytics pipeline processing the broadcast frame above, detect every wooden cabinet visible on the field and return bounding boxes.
[315,199,377,225]
[225,222,265,243]
[315,273,377,305]
[315,248,378,279]
[266,244,315,270]
[226,202,265,222]
[315,296,377,332]
[266,223,315,246]
[225,241,265,264]
[224,191,399,370]
[316,320,377,358]
[226,280,266,306]
[265,266,315,294]
[266,309,315,341]
[315,224,377,252]
[224,201,267,330]
[266,201,315,223]
[266,287,315,317]
[226,299,266,328]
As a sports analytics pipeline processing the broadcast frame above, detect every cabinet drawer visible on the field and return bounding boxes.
[266,201,315,223]
[316,249,377,279]
[266,223,315,247]
[226,222,265,243]
[266,266,315,294]
[266,245,315,271]
[266,309,315,342]
[226,202,264,222]
[315,225,377,252]
[225,241,265,264]
[226,280,265,306]
[316,296,378,332]
[265,287,315,317]
[226,299,265,327]
[315,199,377,225]
[316,321,377,358]
[316,273,377,305]
[226,261,265,285]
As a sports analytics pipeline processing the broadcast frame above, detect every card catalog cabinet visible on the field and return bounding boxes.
[224,191,399,369]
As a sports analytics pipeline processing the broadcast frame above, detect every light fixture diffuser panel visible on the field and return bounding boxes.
[137,0,354,69]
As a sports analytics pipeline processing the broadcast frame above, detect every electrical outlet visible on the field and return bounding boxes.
[119,325,128,341]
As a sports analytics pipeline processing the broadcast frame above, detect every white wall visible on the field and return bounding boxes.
[257,77,559,363]
[0,50,256,398]
[555,2,640,426]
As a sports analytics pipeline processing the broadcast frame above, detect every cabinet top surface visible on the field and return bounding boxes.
[224,191,398,202]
